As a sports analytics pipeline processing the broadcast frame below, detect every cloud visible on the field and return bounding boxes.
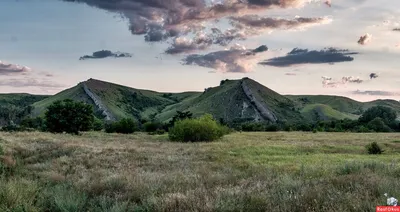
[357,33,372,45]
[165,34,213,54]
[342,76,363,84]
[259,48,358,67]
[0,78,65,88]
[182,44,268,73]
[229,15,331,35]
[63,0,326,54]
[321,76,364,88]
[394,28,400,31]
[370,73,378,79]
[352,90,400,96]
[0,61,31,75]
[79,50,132,60]
[165,15,329,54]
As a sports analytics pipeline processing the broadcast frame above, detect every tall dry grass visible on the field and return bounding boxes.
[0,131,399,211]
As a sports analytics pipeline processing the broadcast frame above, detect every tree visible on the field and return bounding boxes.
[359,106,397,125]
[367,117,392,132]
[168,110,193,128]
[45,99,94,134]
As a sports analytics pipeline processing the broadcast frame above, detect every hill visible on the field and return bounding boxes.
[2,78,397,125]
[32,78,197,121]
[0,93,49,126]
[287,95,400,120]
[156,78,303,124]
[32,78,304,124]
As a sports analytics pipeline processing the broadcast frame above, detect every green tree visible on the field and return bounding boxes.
[168,110,193,127]
[359,106,397,125]
[169,114,229,142]
[367,117,392,132]
[45,99,94,134]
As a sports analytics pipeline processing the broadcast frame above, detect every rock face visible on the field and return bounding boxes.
[241,80,278,123]
[82,83,115,121]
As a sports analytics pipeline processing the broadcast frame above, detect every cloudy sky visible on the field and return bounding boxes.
[0,0,399,101]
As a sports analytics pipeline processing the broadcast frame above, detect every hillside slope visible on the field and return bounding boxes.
[32,79,199,121]
[156,78,304,124]
[29,78,400,124]
[287,95,400,118]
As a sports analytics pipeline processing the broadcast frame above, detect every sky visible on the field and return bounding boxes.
[0,0,399,102]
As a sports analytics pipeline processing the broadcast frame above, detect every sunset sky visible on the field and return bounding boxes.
[0,0,399,101]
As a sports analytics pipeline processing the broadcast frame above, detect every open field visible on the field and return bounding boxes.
[1,132,400,211]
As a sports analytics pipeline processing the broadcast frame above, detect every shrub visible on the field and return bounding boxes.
[366,142,383,154]
[45,99,94,135]
[241,122,265,132]
[105,118,137,134]
[169,114,229,142]
[367,117,392,132]
[20,117,45,130]
[265,124,279,132]
[143,122,161,132]
[92,119,104,131]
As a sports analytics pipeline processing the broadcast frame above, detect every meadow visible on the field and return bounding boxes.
[1,131,400,211]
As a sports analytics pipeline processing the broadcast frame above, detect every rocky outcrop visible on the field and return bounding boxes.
[82,83,115,121]
[241,80,278,123]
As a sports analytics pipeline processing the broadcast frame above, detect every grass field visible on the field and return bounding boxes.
[1,132,400,211]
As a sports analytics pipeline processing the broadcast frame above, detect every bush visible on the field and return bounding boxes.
[241,122,265,132]
[45,99,94,135]
[92,119,104,131]
[143,122,161,132]
[21,117,45,130]
[265,124,279,132]
[105,118,137,134]
[367,117,392,132]
[169,114,229,142]
[366,142,383,154]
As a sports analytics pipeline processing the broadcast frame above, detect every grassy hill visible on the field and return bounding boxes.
[287,95,400,121]
[2,78,397,125]
[156,78,304,124]
[300,104,359,122]
[0,93,49,108]
[32,78,199,121]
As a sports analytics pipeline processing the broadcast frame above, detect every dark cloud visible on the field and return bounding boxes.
[352,90,400,96]
[182,44,268,73]
[0,78,65,88]
[357,33,372,45]
[63,0,322,45]
[259,48,358,67]
[370,73,378,79]
[393,28,400,31]
[164,14,328,55]
[0,61,31,75]
[79,50,132,60]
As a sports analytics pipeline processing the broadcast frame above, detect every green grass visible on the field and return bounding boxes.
[0,131,399,211]
[300,104,359,121]
[287,94,400,116]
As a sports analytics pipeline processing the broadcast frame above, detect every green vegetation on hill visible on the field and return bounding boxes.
[287,95,400,121]
[2,78,400,128]
[300,104,359,122]
[0,94,49,126]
